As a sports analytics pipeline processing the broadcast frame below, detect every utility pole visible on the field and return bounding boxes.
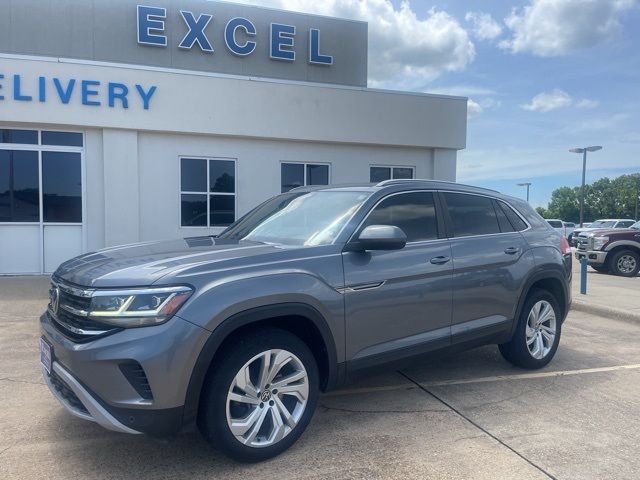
[569,146,602,227]
[517,182,532,202]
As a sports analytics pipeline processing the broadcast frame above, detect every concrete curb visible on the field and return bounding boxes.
[571,298,640,324]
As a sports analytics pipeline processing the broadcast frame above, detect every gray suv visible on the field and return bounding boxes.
[40,180,572,461]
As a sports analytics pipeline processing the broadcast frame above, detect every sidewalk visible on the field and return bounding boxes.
[571,252,640,323]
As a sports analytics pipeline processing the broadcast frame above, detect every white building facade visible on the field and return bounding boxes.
[0,0,467,275]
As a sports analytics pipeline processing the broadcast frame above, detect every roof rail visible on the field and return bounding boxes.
[375,178,500,194]
[374,179,444,187]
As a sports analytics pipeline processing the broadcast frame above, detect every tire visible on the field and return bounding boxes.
[198,327,319,462]
[499,289,562,369]
[609,250,640,277]
[591,264,609,273]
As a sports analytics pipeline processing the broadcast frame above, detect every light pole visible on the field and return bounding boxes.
[517,182,532,202]
[569,146,602,227]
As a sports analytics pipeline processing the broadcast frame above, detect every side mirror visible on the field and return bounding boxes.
[349,225,407,251]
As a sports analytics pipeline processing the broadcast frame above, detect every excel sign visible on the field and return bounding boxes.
[138,6,334,65]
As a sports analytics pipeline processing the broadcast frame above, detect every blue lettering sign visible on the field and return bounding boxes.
[179,11,214,52]
[309,29,333,65]
[270,23,296,61]
[81,80,101,106]
[108,83,129,109]
[38,76,46,102]
[53,78,76,104]
[2,76,156,111]
[135,84,157,110]
[137,5,167,46]
[225,17,257,56]
[13,75,32,101]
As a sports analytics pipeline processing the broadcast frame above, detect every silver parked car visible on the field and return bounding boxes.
[40,180,572,461]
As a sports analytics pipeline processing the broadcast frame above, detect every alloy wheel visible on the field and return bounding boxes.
[226,349,309,448]
[616,254,637,275]
[525,300,557,360]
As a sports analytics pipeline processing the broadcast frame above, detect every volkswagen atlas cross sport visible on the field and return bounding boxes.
[40,180,572,462]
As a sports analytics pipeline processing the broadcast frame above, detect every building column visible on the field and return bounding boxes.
[433,148,457,182]
[102,129,140,247]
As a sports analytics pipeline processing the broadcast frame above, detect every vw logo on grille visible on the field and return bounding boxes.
[50,287,60,315]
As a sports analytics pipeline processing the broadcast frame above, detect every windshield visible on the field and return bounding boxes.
[589,221,615,228]
[219,191,370,246]
[632,221,640,230]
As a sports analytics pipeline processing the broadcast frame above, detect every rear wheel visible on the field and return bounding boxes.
[198,328,319,462]
[499,289,561,369]
[609,250,640,277]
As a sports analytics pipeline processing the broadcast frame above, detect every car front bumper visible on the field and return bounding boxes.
[575,249,608,265]
[40,312,210,437]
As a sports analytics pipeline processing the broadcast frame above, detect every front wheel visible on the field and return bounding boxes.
[499,289,561,369]
[198,328,319,462]
[591,264,609,273]
[609,250,640,277]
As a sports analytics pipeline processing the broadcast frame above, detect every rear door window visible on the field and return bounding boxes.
[547,220,563,228]
[443,193,501,237]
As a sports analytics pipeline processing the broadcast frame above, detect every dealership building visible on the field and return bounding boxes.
[0,0,467,275]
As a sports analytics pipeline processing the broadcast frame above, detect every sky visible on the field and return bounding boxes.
[226,0,640,207]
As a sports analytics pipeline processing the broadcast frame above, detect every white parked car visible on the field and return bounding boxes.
[563,222,575,239]
[546,219,568,237]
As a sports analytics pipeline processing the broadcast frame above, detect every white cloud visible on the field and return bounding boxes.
[522,89,572,112]
[575,98,600,109]
[467,99,483,118]
[521,89,598,112]
[500,0,636,57]
[222,0,475,87]
[465,12,503,41]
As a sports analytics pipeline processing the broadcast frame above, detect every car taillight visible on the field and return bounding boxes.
[561,237,571,255]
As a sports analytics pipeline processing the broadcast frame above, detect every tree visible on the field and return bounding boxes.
[539,173,640,222]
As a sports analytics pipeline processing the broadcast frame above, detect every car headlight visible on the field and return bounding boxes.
[88,286,193,327]
[592,236,609,250]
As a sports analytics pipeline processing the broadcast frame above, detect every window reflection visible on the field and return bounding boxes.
[0,150,39,222]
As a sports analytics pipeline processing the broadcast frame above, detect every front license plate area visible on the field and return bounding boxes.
[40,337,53,374]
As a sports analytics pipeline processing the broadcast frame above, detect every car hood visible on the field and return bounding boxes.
[54,237,292,288]
[589,228,637,237]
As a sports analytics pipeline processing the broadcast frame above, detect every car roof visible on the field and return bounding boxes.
[290,179,502,197]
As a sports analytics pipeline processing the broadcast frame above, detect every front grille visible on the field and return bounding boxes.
[119,362,154,400]
[576,236,590,251]
[49,370,90,415]
[48,280,120,342]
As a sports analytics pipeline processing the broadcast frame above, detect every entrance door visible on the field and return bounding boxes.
[0,128,84,274]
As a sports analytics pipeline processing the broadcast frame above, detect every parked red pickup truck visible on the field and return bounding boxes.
[575,221,640,277]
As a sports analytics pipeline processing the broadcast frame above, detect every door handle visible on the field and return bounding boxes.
[504,247,520,255]
[430,256,451,265]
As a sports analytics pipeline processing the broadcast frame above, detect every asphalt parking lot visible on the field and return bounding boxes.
[1,276,640,480]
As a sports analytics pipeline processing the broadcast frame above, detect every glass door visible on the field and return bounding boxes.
[0,128,84,275]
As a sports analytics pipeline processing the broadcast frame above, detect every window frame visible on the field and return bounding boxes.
[369,165,416,183]
[347,190,447,245]
[179,156,237,229]
[438,191,531,239]
[280,161,331,193]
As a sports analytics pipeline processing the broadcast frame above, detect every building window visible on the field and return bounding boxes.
[370,165,415,183]
[0,130,84,224]
[281,163,330,193]
[180,158,236,227]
